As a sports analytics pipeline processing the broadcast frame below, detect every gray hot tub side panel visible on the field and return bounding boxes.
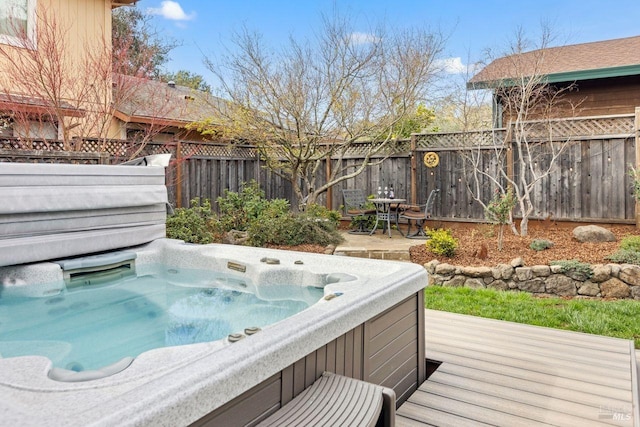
[0,163,167,267]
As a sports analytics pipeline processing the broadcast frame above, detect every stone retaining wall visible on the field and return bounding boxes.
[424,258,640,300]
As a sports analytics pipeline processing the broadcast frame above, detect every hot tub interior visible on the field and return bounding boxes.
[1,258,325,376]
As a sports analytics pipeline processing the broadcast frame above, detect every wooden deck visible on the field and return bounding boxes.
[397,309,639,427]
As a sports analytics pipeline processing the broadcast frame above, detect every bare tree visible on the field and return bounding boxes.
[463,26,582,236]
[0,4,85,148]
[431,52,492,132]
[203,12,445,206]
[0,4,183,155]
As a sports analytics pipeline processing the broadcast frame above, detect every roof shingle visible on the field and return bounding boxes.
[469,35,640,86]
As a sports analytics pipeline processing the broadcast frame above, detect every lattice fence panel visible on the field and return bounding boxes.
[415,130,506,149]
[180,142,257,158]
[0,138,66,151]
[523,115,635,141]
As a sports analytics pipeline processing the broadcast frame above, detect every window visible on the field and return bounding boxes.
[0,0,36,47]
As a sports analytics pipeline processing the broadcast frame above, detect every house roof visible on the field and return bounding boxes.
[111,0,138,8]
[112,74,227,127]
[469,35,640,89]
[0,93,84,118]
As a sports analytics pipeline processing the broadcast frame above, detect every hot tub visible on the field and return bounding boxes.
[0,238,428,426]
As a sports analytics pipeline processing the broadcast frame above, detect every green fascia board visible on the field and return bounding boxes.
[467,64,640,90]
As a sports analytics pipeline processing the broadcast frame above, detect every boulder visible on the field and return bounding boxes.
[460,266,493,278]
[590,264,611,283]
[464,278,485,289]
[545,274,577,296]
[487,280,509,291]
[435,263,457,275]
[223,230,249,245]
[572,225,616,243]
[492,264,514,280]
[511,257,524,268]
[578,281,600,297]
[515,267,533,281]
[516,278,546,293]
[619,264,640,286]
[443,275,466,287]
[600,278,630,299]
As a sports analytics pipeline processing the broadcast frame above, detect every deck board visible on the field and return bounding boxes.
[397,309,637,427]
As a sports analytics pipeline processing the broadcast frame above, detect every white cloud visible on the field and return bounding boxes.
[348,32,379,45]
[147,1,195,21]
[436,57,467,74]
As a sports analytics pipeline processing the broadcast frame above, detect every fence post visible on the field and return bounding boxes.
[325,154,332,210]
[635,107,640,228]
[410,134,417,204]
[176,140,182,209]
[505,121,514,184]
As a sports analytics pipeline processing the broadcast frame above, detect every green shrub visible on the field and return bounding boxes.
[217,181,289,232]
[530,239,554,251]
[170,184,344,248]
[550,259,593,280]
[303,204,342,226]
[620,235,640,252]
[166,198,215,244]
[484,187,516,251]
[248,211,343,247]
[247,212,296,246]
[290,214,344,246]
[606,249,640,265]
[426,228,458,257]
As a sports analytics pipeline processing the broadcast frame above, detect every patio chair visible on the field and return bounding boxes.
[342,189,376,234]
[398,188,439,239]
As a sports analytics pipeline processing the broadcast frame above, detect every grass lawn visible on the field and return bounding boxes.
[424,286,640,349]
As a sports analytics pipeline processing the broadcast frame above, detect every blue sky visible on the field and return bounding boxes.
[138,0,640,86]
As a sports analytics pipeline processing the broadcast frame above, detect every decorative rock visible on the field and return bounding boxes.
[493,264,514,280]
[578,281,600,297]
[487,280,509,291]
[443,275,466,287]
[223,230,249,245]
[421,258,638,300]
[464,278,485,289]
[435,263,456,275]
[550,264,564,274]
[424,260,440,274]
[600,278,631,299]
[511,257,524,268]
[517,278,546,293]
[545,275,577,296]
[619,264,640,286]
[531,265,551,277]
[565,269,591,282]
[590,265,611,283]
[460,266,493,278]
[572,225,616,243]
[515,267,533,281]
[429,275,443,286]
[609,263,621,278]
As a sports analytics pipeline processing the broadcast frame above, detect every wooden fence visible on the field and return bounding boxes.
[0,111,637,225]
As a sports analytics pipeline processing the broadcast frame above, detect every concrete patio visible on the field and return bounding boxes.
[334,229,420,261]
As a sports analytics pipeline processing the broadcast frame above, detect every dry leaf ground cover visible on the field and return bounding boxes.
[409,221,640,267]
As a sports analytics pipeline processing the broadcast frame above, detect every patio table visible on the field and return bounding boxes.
[369,198,406,238]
